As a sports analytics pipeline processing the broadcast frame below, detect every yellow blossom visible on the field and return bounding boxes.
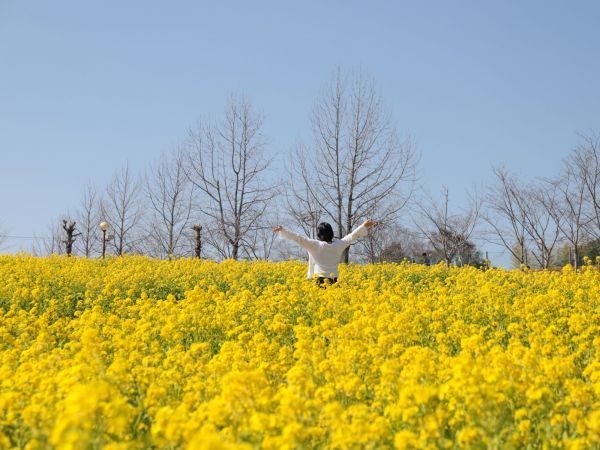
[0,255,597,448]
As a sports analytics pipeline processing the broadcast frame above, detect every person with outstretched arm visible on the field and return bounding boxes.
[272,219,378,285]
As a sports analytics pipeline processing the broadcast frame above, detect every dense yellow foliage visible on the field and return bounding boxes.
[0,255,598,449]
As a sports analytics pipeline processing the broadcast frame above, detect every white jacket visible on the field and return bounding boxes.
[278,223,369,278]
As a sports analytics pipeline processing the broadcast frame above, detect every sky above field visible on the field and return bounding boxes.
[1,1,599,265]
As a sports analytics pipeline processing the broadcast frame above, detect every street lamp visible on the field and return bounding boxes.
[99,221,110,259]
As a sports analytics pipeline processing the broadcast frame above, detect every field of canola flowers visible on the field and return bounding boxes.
[0,255,599,450]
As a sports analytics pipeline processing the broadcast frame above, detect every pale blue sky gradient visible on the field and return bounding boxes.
[1,1,599,263]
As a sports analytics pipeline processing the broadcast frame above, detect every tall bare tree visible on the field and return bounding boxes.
[186,95,277,260]
[414,187,480,267]
[545,166,589,269]
[569,132,600,239]
[144,149,195,259]
[290,68,417,262]
[484,167,528,266]
[485,167,562,269]
[75,183,101,257]
[286,144,324,240]
[101,163,144,256]
[523,184,562,268]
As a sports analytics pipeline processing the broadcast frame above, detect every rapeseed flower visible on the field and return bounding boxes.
[0,255,597,448]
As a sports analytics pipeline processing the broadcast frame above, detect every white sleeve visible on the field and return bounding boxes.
[278,228,320,251]
[307,254,315,279]
[340,223,369,247]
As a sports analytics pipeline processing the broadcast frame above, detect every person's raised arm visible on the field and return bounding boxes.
[273,225,320,251]
[340,219,378,246]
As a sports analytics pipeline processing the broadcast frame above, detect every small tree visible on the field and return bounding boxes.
[570,133,600,239]
[484,167,528,266]
[518,184,562,269]
[62,220,81,256]
[144,149,195,259]
[192,225,202,259]
[101,163,145,256]
[376,231,427,264]
[32,217,65,256]
[75,183,101,257]
[415,187,480,267]
[355,221,415,263]
[544,168,589,270]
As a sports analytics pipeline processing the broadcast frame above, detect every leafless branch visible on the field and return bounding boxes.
[185,95,278,260]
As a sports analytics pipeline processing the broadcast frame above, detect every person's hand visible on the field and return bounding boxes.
[272,225,283,233]
[363,219,378,228]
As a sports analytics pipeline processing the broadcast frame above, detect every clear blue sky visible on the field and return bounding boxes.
[1,1,599,263]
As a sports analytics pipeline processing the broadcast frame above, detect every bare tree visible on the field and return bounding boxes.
[545,165,589,269]
[522,184,562,269]
[355,220,416,263]
[289,67,417,262]
[101,163,144,256]
[75,183,101,257]
[414,187,480,267]
[286,144,324,239]
[186,95,277,260]
[569,132,600,239]
[485,168,562,269]
[192,225,202,258]
[241,225,278,260]
[62,220,80,256]
[31,217,65,256]
[484,167,528,266]
[144,149,195,259]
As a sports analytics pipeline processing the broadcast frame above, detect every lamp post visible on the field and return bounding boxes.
[99,221,110,259]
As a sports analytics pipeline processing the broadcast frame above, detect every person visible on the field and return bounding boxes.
[272,219,378,285]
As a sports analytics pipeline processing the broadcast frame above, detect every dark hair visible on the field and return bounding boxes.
[317,222,334,243]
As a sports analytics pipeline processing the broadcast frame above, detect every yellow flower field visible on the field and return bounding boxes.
[0,255,598,449]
